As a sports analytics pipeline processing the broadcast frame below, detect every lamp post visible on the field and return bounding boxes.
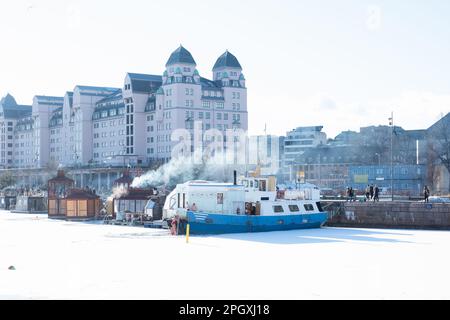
[375,153,381,166]
[389,112,394,202]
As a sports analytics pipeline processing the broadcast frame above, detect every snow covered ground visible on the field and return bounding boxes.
[1,210,450,300]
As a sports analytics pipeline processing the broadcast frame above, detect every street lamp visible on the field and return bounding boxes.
[389,112,394,201]
[375,153,381,166]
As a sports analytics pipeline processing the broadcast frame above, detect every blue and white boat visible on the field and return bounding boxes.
[162,173,328,235]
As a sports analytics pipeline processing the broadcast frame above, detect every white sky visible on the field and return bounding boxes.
[1,0,450,138]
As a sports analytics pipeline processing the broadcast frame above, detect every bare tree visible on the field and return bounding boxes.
[428,113,450,192]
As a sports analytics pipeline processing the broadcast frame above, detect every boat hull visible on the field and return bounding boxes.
[181,211,328,235]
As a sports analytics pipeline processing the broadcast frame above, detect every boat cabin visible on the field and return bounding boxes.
[238,176,277,203]
[163,181,246,219]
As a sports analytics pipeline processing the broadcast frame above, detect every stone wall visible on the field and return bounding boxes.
[324,201,450,230]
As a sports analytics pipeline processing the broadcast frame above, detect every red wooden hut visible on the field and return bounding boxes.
[48,170,75,219]
[65,189,101,220]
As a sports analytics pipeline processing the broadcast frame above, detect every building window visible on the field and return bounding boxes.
[202,101,210,108]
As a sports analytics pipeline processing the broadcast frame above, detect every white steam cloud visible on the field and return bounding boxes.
[131,154,236,188]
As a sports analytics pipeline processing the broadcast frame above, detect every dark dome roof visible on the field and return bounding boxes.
[213,51,242,70]
[166,46,196,67]
[0,94,17,108]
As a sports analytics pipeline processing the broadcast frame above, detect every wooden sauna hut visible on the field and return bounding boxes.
[65,189,101,220]
[0,187,18,210]
[47,170,75,219]
[13,193,48,214]
[113,188,156,223]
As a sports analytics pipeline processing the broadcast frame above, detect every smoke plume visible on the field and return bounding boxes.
[131,154,236,189]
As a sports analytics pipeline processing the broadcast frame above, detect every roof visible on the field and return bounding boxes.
[96,89,123,105]
[116,188,154,200]
[76,85,119,92]
[48,170,75,184]
[66,189,100,200]
[1,94,18,107]
[200,77,221,89]
[128,73,162,82]
[0,94,32,119]
[213,51,242,70]
[35,96,64,106]
[127,73,162,94]
[428,112,450,133]
[166,46,196,67]
[2,105,32,119]
[114,170,134,185]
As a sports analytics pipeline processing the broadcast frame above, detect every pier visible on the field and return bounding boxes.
[324,200,450,230]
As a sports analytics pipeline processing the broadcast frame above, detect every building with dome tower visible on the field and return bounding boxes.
[0,45,248,189]
[121,45,248,164]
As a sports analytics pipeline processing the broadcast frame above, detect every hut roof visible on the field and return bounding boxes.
[117,188,154,200]
[114,170,134,185]
[66,189,100,200]
[48,170,74,184]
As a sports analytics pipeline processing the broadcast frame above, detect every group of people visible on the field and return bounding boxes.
[365,184,380,202]
[346,185,380,202]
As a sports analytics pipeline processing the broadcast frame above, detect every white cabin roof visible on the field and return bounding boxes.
[184,181,241,188]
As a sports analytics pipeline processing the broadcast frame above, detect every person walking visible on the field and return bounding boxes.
[365,185,370,201]
[369,184,374,200]
[349,187,355,202]
[374,185,380,202]
[424,186,430,203]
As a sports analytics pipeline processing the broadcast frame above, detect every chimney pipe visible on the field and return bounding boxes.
[234,170,237,185]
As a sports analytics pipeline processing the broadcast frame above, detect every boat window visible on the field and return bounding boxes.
[177,193,180,208]
[259,180,266,191]
[316,202,324,212]
[254,180,259,189]
[273,205,284,213]
[261,197,269,201]
[304,204,314,211]
[243,180,249,188]
[250,181,254,188]
[288,205,300,212]
[217,193,224,204]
